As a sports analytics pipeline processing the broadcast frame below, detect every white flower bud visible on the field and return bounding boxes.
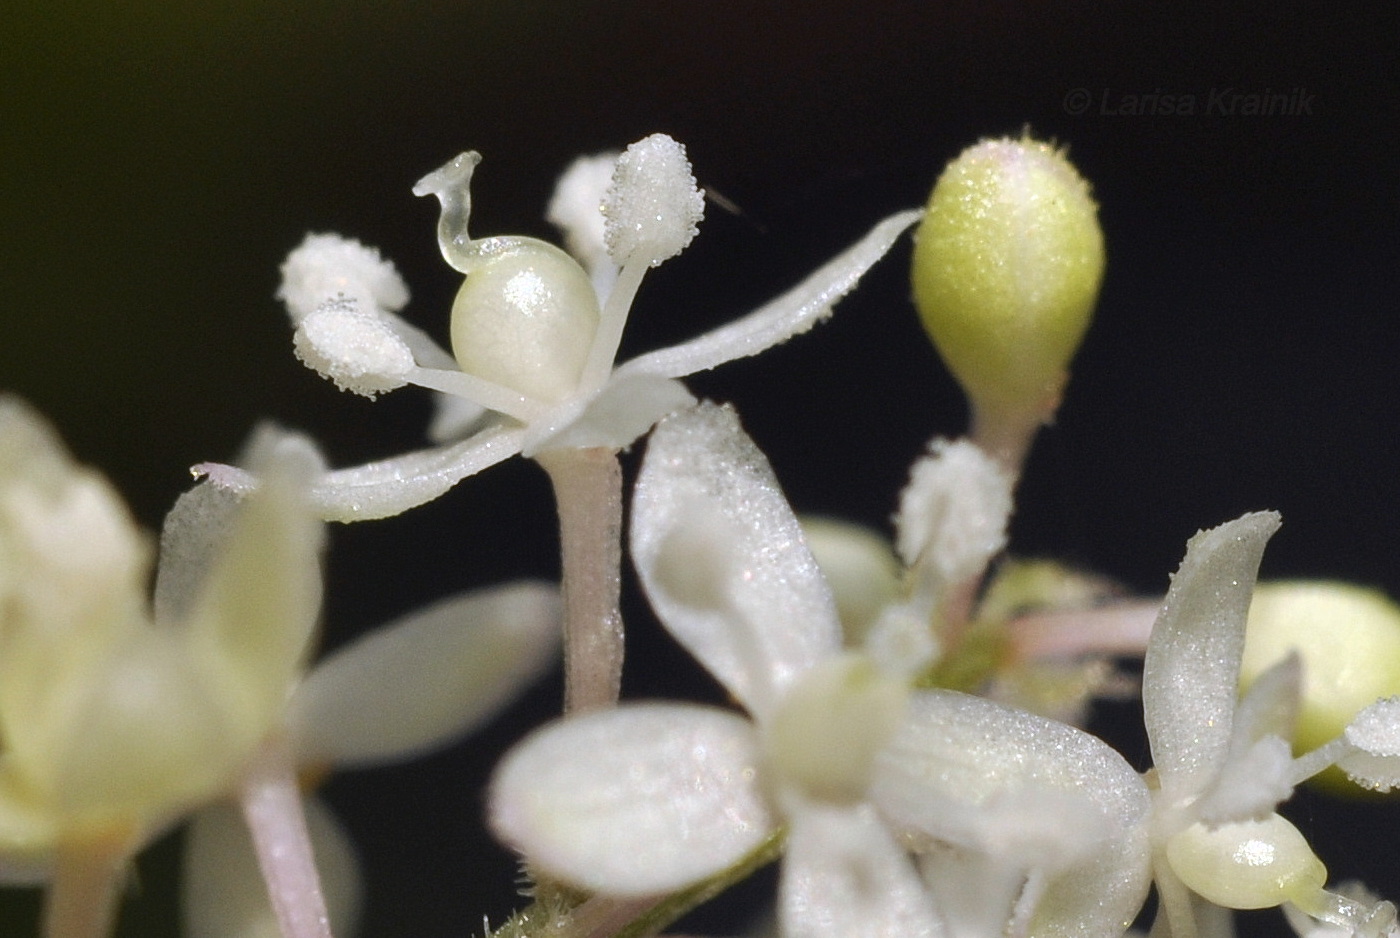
[293,298,415,398]
[604,133,704,267]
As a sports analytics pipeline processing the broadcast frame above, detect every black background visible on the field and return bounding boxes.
[6,1,1398,935]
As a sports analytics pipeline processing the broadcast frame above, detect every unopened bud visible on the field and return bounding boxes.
[1243,581,1400,762]
[911,136,1104,464]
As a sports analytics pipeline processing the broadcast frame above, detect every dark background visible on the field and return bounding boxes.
[6,2,1398,935]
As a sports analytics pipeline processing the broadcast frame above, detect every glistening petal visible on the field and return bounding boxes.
[1142,511,1281,804]
[154,482,244,626]
[615,210,921,380]
[490,703,773,896]
[194,422,528,523]
[631,404,841,719]
[521,373,695,456]
[287,581,561,769]
[871,690,1152,938]
[781,799,945,938]
[183,428,325,739]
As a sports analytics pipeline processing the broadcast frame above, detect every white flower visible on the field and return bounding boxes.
[0,400,323,885]
[489,404,1152,938]
[1139,512,1400,938]
[0,398,561,937]
[489,404,935,938]
[870,691,1152,938]
[159,475,562,938]
[197,134,920,522]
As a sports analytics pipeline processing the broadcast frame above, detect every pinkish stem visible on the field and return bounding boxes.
[239,738,333,938]
[537,446,625,713]
[1009,598,1162,661]
[44,830,135,938]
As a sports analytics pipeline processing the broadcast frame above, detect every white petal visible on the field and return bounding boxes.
[1193,735,1297,826]
[1232,651,1303,749]
[1143,511,1281,803]
[1192,653,1303,825]
[193,422,527,523]
[631,404,841,719]
[287,581,561,769]
[183,429,325,738]
[781,799,944,938]
[547,151,621,280]
[182,797,361,938]
[0,397,150,649]
[871,690,1152,938]
[154,482,246,626]
[615,209,921,380]
[1339,696,1400,792]
[915,845,1026,938]
[55,627,242,822]
[521,373,695,456]
[489,702,773,896]
[0,763,55,883]
[426,392,491,443]
[800,516,902,645]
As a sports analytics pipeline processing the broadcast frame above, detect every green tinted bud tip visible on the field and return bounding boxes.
[911,134,1104,470]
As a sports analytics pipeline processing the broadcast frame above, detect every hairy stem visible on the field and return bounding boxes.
[239,738,333,938]
[491,830,785,938]
[537,446,625,713]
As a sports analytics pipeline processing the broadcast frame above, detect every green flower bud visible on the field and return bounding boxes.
[911,136,1104,465]
[1242,581,1400,771]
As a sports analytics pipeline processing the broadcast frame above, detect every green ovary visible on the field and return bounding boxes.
[1165,814,1327,910]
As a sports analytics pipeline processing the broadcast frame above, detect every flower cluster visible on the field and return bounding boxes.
[4,132,1400,938]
